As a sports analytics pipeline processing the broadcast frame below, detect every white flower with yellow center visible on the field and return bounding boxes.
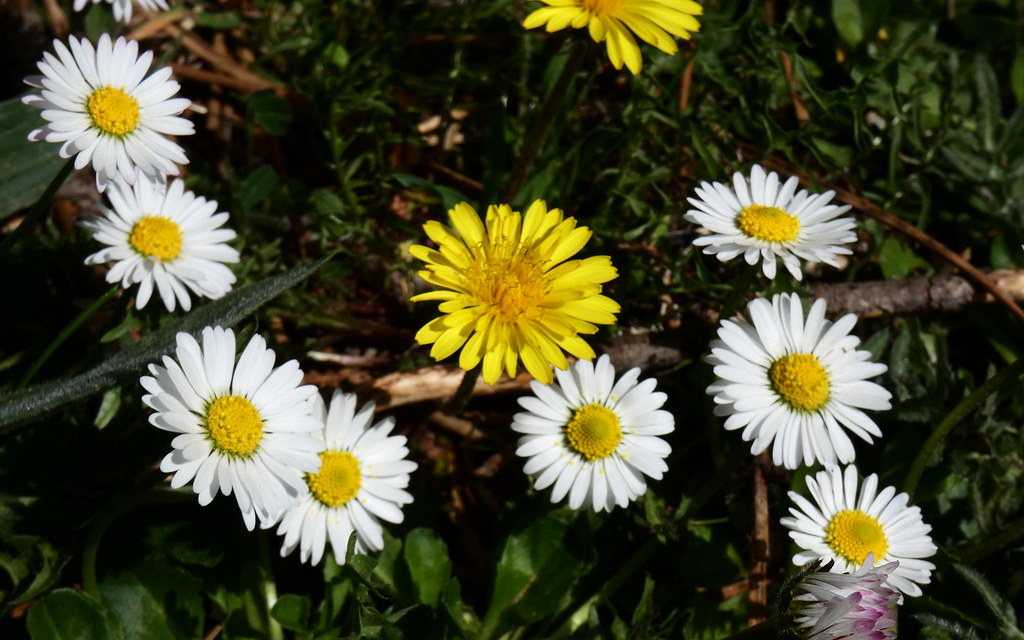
[707,293,892,469]
[22,34,193,191]
[83,173,239,312]
[141,326,326,531]
[781,465,937,598]
[511,354,674,512]
[684,164,857,280]
[275,390,416,565]
[73,0,170,24]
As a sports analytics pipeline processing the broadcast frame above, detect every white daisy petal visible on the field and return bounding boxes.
[781,464,937,598]
[683,164,857,280]
[142,326,325,530]
[23,35,192,190]
[83,172,238,312]
[705,293,891,469]
[273,389,415,565]
[511,354,674,512]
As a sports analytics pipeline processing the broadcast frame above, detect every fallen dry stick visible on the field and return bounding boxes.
[812,268,1024,317]
[362,365,534,410]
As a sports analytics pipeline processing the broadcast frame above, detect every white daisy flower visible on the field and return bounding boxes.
[83,173,239,313]
[73,0,170,24]
[684,164,856,280]
[706,293,892,469]
[141,326,326,531]
[511,354,674,512]
[22,33,193,191]
[781,465,937,598]
[275,390,416,565]
[789,555,899,639]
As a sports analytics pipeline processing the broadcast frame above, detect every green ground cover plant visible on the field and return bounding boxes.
[1,0,1023,638]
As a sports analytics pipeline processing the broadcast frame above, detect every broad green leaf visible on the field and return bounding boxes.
[441,577,479,637]
[99,560,203,640]
[0,98,71,221]
[831,0,865,47]
[27,588,124,640]
[271,594,311,632]
[402,528,451,607]
[0,257,329,431]
[481,510,592,632]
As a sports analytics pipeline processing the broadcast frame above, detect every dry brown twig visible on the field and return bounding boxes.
[746,150,1024,324]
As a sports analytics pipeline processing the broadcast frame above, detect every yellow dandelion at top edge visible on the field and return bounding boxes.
[410,200,620,385]
[523,0,703,75]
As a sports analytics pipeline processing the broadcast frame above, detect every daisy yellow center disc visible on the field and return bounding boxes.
[471,245,546,323]
[87,86,141,136]
[204,395,264,456]
[825,509,889,566]
[566,403,623,461]
[736,204,801,243]
[307,451,362,508]
[582,0,626,13]
[769,353,830,411]
[130,216,183,260]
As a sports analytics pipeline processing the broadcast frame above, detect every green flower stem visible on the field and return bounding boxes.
[903,355,1024,497]
[19,285,120,389]
[0,157,75,256]
[259,531,284,640]
[499,41,586,204]
[444,364,481,415]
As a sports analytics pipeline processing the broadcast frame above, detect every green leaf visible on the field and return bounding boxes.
[832,0,865,47]
[247,90,293,136]
[83,3,118,40]
[878,237,929,279]
[27,588,124,640]
[99,560,203,640]
[402,528,451,607]
[236,165,280,217]
[481,510,592,632]
[0,97,71,221]
[92,386,121,430]
[1011,49,1024,105]
[441,577,479,637]
[0,257,330,431]
[271,594,311,632]
[0,507,67,613]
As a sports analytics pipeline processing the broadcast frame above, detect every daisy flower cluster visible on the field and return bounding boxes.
[685,169,938,601]
[23,33,240,313]
[143,326,417,563]
[10,0,956,626]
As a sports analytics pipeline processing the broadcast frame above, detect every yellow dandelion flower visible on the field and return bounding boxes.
[523,0,703,75]
[410,200,620,385]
